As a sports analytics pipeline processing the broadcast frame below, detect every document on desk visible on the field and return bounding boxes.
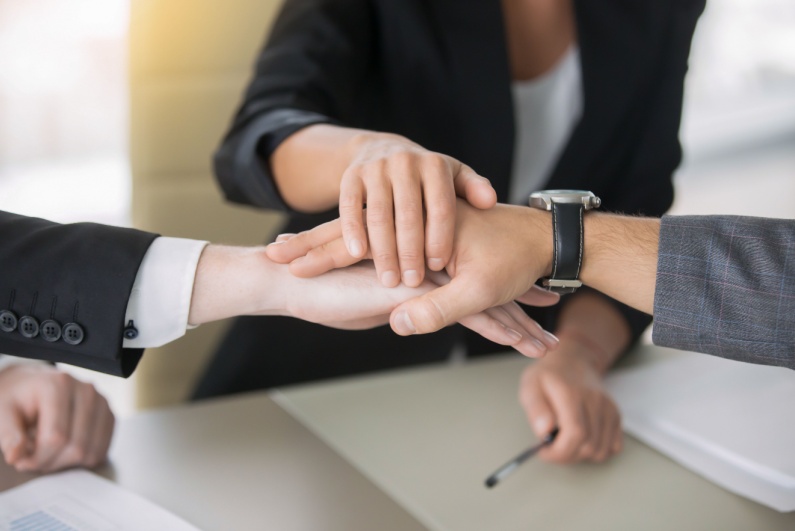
[0,470,199,530]
[605,347,795,512]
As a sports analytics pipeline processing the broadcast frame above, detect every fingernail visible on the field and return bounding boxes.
[428,258,444,271]
[348,239,363,257]
[275,233,296,242]
[403,270,420,286]
[505,328,523,343]
[381,270,399,287]
[268,241,284,247]
[544,331,560,344]
[393,311,416,335]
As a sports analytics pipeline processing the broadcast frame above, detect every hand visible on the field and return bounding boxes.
[187,247,558,357]
[519,347,622,464]
[266,200,556,339]
[0,364,114,472]
[338,133,496,288]
[277,263,557,357]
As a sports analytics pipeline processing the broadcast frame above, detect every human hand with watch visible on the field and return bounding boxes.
[267,190,641,463]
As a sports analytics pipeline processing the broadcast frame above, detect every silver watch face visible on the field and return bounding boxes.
[528,190,601,211]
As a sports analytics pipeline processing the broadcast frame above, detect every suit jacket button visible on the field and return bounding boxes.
[40,319,62,342]
[18,316,39,339]
[63,322,85,345]
[0,310,18,333]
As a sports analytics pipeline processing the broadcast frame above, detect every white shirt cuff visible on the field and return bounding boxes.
[122,237,209,349]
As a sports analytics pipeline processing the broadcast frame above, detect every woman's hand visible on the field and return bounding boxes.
[337,132,496,288]
[519,347,623,464]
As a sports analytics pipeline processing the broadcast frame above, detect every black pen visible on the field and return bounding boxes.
[484,427,559,488]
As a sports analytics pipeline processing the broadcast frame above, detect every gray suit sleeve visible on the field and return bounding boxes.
[652,215,795,369]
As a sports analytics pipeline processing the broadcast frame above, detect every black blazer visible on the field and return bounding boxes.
[213,0,703,345]
[0,211,157,376]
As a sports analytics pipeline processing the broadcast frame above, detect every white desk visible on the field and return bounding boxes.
[1,351,793,530]
[276,353,795,531]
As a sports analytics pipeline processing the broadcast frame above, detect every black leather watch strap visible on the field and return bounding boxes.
[549,202,583,293]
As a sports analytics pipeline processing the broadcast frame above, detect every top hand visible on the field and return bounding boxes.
[265,200,560,349]
[336,133,497,288]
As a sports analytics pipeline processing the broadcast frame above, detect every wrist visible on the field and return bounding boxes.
[522,206,554,279]
[188,246,286,325]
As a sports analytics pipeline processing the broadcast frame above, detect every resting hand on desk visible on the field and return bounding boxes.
[186,246,558,357]
[0,364,114,472]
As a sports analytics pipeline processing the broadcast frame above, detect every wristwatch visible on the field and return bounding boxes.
[528,190,601,294]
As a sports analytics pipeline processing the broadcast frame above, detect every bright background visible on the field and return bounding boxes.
[0,0,793,416]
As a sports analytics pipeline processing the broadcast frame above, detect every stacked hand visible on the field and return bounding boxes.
[267,200,558,340]
[0,364,114,472]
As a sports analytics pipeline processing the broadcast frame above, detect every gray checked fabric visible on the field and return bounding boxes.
[653,215,795,369]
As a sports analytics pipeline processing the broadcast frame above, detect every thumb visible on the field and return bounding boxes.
[520,376,557,439]
[390,275,489,335]
[0,407,30,465]
[453,165,497,210]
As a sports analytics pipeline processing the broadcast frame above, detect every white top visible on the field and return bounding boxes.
[508,46,584,205]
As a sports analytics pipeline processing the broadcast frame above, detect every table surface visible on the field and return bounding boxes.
[276,352,795,531]
[1,350,793,531]
[0,393,424,531]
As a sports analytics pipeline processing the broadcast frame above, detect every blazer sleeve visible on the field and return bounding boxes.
[214,0,374,212]
[653,215,795,370]
[563,0,705,346]
[0,211,159,377]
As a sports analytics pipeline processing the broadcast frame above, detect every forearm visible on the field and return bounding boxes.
[188,245,285,325]
[580,214,660,315]
[271,124,399,212]
[552,291,631,375]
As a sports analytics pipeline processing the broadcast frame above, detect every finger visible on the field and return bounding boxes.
[593,402,619,462]
[265,218,344,264]
[516,285,561,307]
[85,395,114,468]
[274,233,297,243]
[612,415,624,454]
[483,306,548,358]
[500,303,560,350]
[452,164,496,209]
[45,383,99,471]
[365,176,400,287]
[518,370,557,439]
[391,274,490,335]
[577,398,603,462]
[457,310,544,358]
[22,376,73,471]
[339,171,368,259]
[541,379,589,463]
[289,238,363,278]
[421,158,456,272]
[0,406,30,466]
[393,162,426,287]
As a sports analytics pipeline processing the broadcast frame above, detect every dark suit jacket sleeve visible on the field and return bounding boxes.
[563,0,705,346]
[653,215,795,370]
[214,0,373,212]
[0,211,159,377]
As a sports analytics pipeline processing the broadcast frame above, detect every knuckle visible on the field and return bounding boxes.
[42,430,68,450]
[420,153,449,174]
[373,250,395,264]
[366,200,392,225]
[413,298,446,332]
[398,249,423,264]
[339,193,362,211]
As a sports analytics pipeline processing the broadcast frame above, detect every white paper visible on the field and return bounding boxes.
[606,346,795,512]
[0,470,199,530]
